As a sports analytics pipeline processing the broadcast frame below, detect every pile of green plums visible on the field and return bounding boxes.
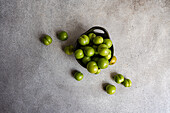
[74,33,114,74]
[114,74,132,87]
[105,74,132,95]
[41,30,132,95]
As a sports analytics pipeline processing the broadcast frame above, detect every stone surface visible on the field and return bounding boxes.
[0,0,170,113]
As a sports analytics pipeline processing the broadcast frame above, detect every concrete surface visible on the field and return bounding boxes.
[0,0,170,113]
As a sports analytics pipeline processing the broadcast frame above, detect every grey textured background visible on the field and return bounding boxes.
[0,0,170,113]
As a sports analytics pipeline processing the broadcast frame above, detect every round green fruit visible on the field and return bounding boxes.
[57,31,68,41]
[95,69,101,74]
[42,35,52,45]
[98,44,110,56]
[92,57,100,62]
[103,39,112,48]
[75,49,84,59]
[123,79,132,87]
[92,45,99,55]
[88,33,96,41]
[105,49,112,59]
[64,45,74,55]
[114,74,124,84]
[97,58,109,69]
[87,61,98,74]
[78,35,90,46]
[82,56,91,65]
[106,85,116,95]
[84,46,95,57]
[74,72,84,81]
[93,36,103,45]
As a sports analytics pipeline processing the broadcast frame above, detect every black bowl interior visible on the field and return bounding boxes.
[75,26,114,68]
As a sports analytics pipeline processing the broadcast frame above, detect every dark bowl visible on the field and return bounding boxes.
[75,26,114,68]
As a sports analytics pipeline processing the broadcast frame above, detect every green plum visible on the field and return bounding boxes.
[105,49,112,59]
[92,57,100,62]
[97,58,109,69]
[80,46,86,50]
[95,69,101,74]
[105,53,111,60]
[106,85,116,95]
[88,33,96,41]
[74,72,84,81]
[75,49,84,59]
[78,35,90,46]
[87,61,98,73]
[84,46,95,57]
[93,36,103,45]
[103,39,112,48]
[98,44,110,56]
[82,56,91,65]
[57,31,68,41]
[42,35,52,45]
[114,74,124,84]
[64,45,74,55]
[109,56,117,65]
[92,45,99,55]
[123,79,132,87]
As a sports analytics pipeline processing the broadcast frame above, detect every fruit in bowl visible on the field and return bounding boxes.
[74,26,116,74]
[87,61,99,74]
[78,35,90,46]
[98,44,110,56]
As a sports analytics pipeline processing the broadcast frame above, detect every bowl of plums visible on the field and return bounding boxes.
[74,26,116,74]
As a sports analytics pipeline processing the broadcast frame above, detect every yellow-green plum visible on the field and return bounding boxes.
[87,61,98,74]
[78,35,90,46]
[75,49,84,59]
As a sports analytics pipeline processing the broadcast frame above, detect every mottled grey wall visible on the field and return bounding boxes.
[0,0,170,113]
